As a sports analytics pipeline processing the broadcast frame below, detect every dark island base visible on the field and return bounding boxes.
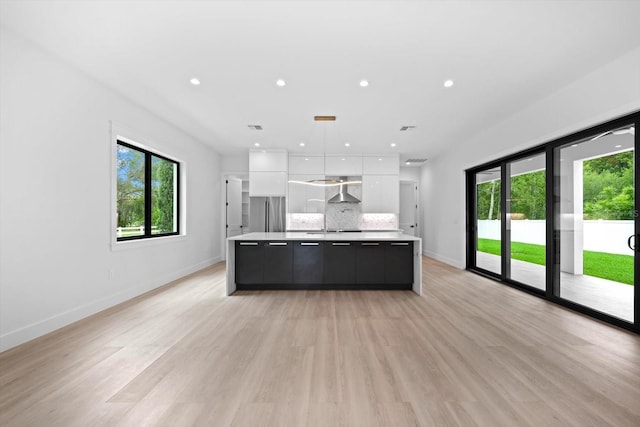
[236,283,412,291]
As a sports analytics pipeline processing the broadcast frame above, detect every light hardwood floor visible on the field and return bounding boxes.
[1,257,639,426]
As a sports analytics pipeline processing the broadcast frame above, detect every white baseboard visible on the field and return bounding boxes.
[422,250,465,269]
[0,256,221,353]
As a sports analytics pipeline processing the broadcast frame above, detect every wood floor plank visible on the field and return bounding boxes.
[1,257,639,426]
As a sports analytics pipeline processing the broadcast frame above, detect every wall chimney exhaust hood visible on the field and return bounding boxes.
[327,177,361,204]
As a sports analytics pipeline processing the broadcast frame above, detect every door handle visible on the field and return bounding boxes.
[628,234,639,251]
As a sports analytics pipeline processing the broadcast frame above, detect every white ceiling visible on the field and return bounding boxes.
[2,0,639,164]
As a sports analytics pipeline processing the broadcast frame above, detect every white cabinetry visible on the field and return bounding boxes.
[249,150,287,171]
[325,155,363,176]
[363,155,399,175]
[288,174,326,213]
[249,150,287,196]
[362,175,399,213]
[249,172,286,196]
[289,155,324,175]
[241,180,250,233]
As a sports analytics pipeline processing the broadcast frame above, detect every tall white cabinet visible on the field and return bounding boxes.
[249,150,287,196]
[361,155,400,214]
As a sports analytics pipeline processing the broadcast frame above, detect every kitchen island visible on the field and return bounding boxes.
[226,232,422,295]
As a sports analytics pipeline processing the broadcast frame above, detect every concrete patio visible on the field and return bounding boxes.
[477,251,634,322]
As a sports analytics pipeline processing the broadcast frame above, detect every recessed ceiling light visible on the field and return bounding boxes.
[378,158,382,161]
[345,142,350,147]
[276,79,286,87]
[390,143,397,147]
[405,161,411,165]
[305,158,309,161]
[190,78,201,85]
[299,142,305,147]
[360,80,369,87]
[341,158,346,161]
[615,145,622,148]
[254,143,260,147]
[443,79,454,88]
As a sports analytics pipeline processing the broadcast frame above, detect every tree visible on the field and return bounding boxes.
[117,146,145,227]
[477,180,501,219]
[153,159,175,232]
[583,151,634,220]
[510,170,546,219]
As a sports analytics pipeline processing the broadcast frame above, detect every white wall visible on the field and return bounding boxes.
[221,154,250,175]
[420,47,640,268]
[399,167,420,181]
[0,28,222,351]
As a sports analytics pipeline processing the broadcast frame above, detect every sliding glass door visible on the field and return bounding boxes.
[555,122,635,322]
[506,153,546,290]
[467,112,638,332]
[473,167,501,275]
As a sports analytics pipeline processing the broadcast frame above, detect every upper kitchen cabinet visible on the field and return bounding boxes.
[288,174,326,213]
[249,149,288,171]
[249,149,287,196]
[250,171,287,196]
[363,155,399,175]
[325,155,363,176]
[362,175,400,213]
[289,155,325,175]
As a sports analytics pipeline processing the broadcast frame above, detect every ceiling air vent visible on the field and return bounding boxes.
[248,125,263,130]
[400,125,416,131]
[404,158,428,165]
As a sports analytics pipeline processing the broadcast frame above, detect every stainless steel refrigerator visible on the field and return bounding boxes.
[249,197,286,232]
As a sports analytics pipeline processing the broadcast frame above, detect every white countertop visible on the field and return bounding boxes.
[228,232,420,241]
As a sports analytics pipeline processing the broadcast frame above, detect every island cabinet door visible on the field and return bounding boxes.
[324,242,356,284]
[384,242,414,284]
[293,242,324,284]
[263,241,293,284]
[355,242,385,284]
[236,242,264,284]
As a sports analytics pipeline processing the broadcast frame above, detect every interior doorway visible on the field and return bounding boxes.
[399,181,418,236]
[226,176,243,238]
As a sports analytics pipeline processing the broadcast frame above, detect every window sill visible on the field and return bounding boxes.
[111,234,187,251]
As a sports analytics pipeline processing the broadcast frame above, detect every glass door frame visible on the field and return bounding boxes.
[466,111,639,334]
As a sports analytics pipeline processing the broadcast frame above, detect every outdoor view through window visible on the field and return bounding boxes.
[116,141,179,240]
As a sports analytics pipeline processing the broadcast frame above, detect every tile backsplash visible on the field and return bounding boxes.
[359,213,398,230]
[286,213,324,230]
[325,176,362,230]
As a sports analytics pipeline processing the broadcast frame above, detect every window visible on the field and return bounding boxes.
[116,140,179,241]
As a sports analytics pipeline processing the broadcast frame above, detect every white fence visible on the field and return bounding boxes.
[116,226,159,237]
[477,220,633,256]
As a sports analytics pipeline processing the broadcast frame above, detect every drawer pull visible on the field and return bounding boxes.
[361,242,380,246]
[332,242,350,246]
[391,242,410,246]
[268,242,287,246]
[239,242,258,246]
[300,242,319,246]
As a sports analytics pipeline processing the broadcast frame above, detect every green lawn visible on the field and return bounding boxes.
[477,238,633,285]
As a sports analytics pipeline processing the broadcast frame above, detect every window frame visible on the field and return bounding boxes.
[115,139,181,242]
